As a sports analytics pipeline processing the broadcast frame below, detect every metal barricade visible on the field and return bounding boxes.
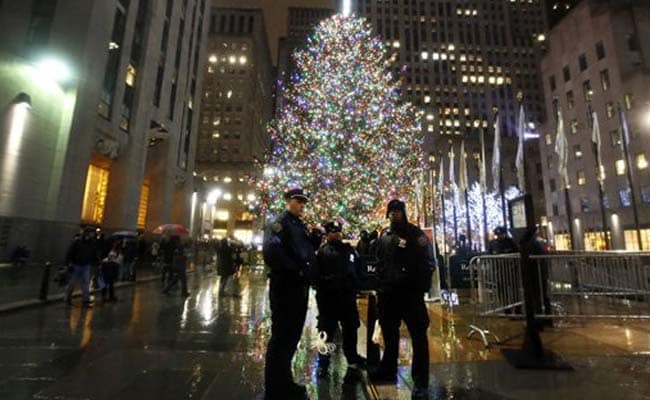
[467,252,650,348]
[467,254,523,347]
[532,252,650,319]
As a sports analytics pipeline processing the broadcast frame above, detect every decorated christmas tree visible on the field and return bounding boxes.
[257,15,423,232]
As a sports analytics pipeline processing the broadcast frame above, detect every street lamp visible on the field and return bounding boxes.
[35,56,72,84]
[207,188,222,205]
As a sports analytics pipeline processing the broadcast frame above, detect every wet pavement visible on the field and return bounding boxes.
[1,270,649,400]
[0,269,367,400]
[360,296,650,400]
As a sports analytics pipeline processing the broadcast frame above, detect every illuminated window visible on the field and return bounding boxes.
[574,144,582,159]
[125,64,136,87]
[577,170,586,185]
[615,160,626,175]
[600,69,610,91]
[545,134,552,145]
[137,181,150,229]
[584,231,609,251]
[81,164,110,224]
[636,153,648,170]
[554,234,570,251]
[622,230,650,251]
[606,102,615,119]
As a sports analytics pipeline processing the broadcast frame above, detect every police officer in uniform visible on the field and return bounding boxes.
[315,221,367,377]
[370,200,435,400]
[263,188,317,400]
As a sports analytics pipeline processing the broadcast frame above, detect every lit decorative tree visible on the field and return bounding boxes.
[257,15,423,232]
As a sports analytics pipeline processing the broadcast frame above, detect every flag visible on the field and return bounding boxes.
[491,112,501,191]
[555,108,569,188]
[459,141,469,192]
[479,129,488,191]
[516,104,526,192]
[449,146,459,205]
[591,111,603,182]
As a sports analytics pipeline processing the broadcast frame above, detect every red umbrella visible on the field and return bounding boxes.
[153,224,189,235]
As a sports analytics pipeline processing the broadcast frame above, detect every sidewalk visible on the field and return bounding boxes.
[359,296,650,400]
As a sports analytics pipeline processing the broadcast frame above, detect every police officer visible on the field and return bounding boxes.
[370,200,435,400]
[315,221,367,377]
[263,188,317,400]
[488,226,518,254]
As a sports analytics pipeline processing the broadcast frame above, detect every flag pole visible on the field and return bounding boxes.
[480,128,490,251]
[587,103,610,250]
[618,103,643,250]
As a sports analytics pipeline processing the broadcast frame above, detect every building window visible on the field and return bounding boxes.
[616,160,626,175]
[624,93,633,110]
[606,102,615,119]
[636,153,648,170]
[584,231,608,251]
[600,69,610,91]
[610,129,621,147]
[580,196,590,212]
[81,164,110,224]
[552,203,559,216]
[98,6,127,119]
[563,65,571,82]
[549,75,556,91]
[550,178,557,192]
[577,170,586,186]
[570,119,579,134]
[619,187,632,207]
[566,90,574,109]
[554,234,570,251]
[545,133,552,146]
[582,80,592,101]
[137,181,150,229]
[596,41,606,60]
[642,187,650,204]
[574,144,582,159]
[623,230,650,251]
[578,53,588,71]
[26,0,58,48]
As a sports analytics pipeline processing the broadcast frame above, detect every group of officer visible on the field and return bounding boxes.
[263,188,435,400]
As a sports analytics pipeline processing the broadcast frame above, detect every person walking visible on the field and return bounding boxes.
[64,228,99,307]
[159,236,175,286]
[162,236,190,297]
[315,221,367,377]
[369,200,435,400]
[101,241,122,302]
[217,238,237,296]
[262,188,317,400]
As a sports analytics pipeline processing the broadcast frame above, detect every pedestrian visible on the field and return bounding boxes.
[121,238,137,281]
[64,228,99,307]
[159,236,174,286]
[101,241,122,302]
[262,188,317,400]
[488,226,518,254]
[217,238,237,296]
[369,200,435,400]
[315,221,367,377]
[162,236,190,297]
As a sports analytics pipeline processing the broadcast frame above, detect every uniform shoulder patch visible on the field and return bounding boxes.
[417,235,429,247]
[271,222,283,233]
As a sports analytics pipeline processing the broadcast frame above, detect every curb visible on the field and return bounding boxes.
[0,274,163,315]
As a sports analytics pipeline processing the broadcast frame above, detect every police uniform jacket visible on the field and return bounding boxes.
[316,240,361,293]
[263,211,317,282]
[375,222,435,293]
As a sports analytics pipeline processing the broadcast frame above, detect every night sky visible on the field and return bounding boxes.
[214,0,337,64]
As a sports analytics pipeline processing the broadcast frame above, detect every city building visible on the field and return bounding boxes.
[346,0,549,230]
[546,0,580,27]
[0,0,209,262]
[276,6,335,113]
[538,0,650,250]
[194,7,273,243]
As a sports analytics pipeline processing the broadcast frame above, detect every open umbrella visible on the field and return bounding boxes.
[111,230,138,238]
[153,224,189,236]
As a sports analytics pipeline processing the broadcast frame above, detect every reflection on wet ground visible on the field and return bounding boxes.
[358,292,650,400]
[0,270,366,400]
[0,271,648,400]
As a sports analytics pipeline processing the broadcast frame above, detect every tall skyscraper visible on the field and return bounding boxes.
[276,6,335,113]
[195,7,273,241]
[546,0,580,27]
[349,0,548,221]
[0,0,209,261]
[538,0,650,250]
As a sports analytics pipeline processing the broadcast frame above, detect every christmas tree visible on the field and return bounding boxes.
[257,15,423,232]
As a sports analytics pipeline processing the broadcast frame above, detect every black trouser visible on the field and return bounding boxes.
[101,262,119,301]
[377,290,430,388]
[265,277,309,396]
[163,265,188,294]
[315,289,360,363]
